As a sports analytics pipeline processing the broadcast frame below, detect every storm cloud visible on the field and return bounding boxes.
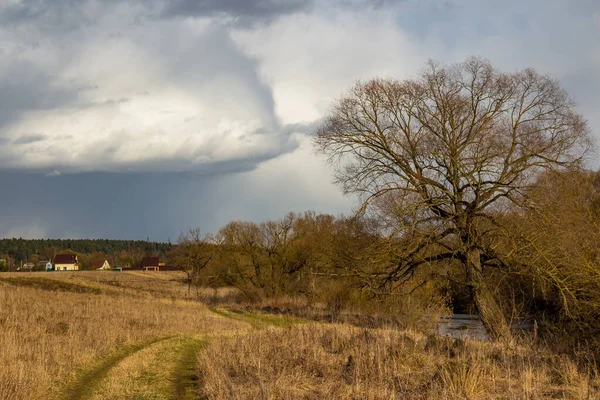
[0,0,599,239]
[161,0,309,21]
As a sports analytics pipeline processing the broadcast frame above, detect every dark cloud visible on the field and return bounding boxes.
[160,0,405,24]
[0,170,194,240]
[12,134,45,145]
[337,0,406,8]
[0,0,406,28]
[161,0,311,21]
[0,154,349,240]
[0,0,93,32]
[0,61,80,131]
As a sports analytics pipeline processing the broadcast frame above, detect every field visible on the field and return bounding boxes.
[0,271,598,399]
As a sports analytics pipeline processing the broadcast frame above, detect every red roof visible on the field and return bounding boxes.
[141,257,159,267]
[91,260,107,268]
[54,254,77,264]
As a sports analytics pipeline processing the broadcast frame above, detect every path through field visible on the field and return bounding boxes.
[61,308,299,400]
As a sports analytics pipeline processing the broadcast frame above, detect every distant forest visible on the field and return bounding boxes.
[0,238,173,261]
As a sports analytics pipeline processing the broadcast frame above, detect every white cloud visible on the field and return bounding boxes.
[232,9,428,125]
[0,6,297,173]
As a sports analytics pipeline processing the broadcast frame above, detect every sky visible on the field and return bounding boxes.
[0,0,599,241]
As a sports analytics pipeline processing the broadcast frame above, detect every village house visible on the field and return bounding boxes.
[20,262,35,271]
[141,256,160,271]
[54,254,79,271]
[35,259,52,271]
[91,259,111,270]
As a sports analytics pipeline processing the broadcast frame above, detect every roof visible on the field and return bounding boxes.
[54,254,77,264]
[141,256,159,267]
[91,259,108,268]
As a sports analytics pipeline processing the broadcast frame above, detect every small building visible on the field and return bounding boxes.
[91,259,111,270]
[54,254,79,271]
[21,262,35,272]
[45,260,53,271]
[141,256,160,272]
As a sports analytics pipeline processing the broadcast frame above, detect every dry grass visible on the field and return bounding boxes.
[86,335,204,400]
[0,273,245,400]
[196,324,600,399]
[2,271,599,400]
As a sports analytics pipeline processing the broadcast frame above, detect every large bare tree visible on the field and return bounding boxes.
[315,57,592,340]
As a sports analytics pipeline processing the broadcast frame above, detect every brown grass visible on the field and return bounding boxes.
[196,324,600,399]
[0,272,244,400]
[2,272,599,400]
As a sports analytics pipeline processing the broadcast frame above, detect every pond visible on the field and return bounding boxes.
[438,314,535,340]
[438,314,489,340]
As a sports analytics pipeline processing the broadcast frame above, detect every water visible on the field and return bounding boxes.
[438,314,489,340]
[438,314,535,340]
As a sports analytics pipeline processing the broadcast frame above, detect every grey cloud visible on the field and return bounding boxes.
[0,60,80,134]
[12,134,45,145]
[0,60,80,133]
[160,0,405,25]
[336,0,406,8]
[253,121,321,136]
[0,164,349,240]
[0,0,406,28]
[161,0,310,21]
[71,127,300,175]
[154,25,278,126]
[0,62,76,111]
[0,0,92,32]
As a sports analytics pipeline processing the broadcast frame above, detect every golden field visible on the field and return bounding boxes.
[0,271,597,399]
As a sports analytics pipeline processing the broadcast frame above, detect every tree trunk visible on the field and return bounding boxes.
[466,248,511,341]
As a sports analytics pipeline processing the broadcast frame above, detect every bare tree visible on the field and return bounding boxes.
[173,228,213,295]
[315,57,592,340]
[216,212,326,298]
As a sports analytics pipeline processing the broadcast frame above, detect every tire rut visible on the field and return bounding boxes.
[64,335,174,400]
[171,338,206,400]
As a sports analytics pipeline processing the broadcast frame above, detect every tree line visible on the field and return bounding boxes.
[0,238,172,269]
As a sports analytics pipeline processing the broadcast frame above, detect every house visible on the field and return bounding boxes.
[34,260,51,271]
[21,262,35,271]
[141,256,160,271]
[54,254,79,271]
[91,259,111,270]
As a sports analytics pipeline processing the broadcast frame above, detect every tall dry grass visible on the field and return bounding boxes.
[0,274,242,400]
[196,324,600,399]
[3,271,600,400]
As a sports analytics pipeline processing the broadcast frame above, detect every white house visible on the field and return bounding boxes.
[54,254,79,271]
